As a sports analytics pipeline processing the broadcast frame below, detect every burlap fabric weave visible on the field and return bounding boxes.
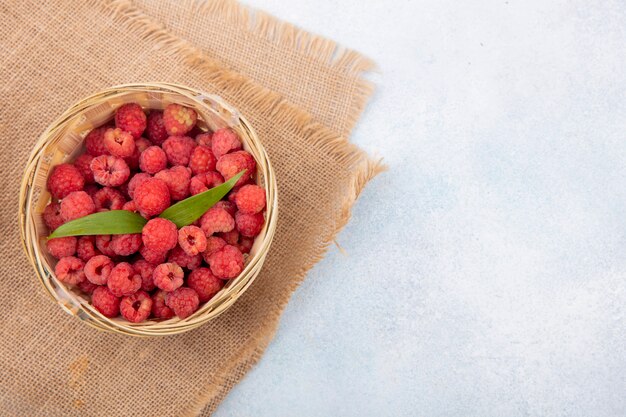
[0,0,381,415]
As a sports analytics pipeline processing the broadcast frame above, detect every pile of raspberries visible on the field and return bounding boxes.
[44,102,266,322]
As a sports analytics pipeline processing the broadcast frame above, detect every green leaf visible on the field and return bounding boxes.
[159,170,244,227]
[48,210,147,239]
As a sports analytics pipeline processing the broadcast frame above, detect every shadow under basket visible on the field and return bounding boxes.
[18,82,278,337]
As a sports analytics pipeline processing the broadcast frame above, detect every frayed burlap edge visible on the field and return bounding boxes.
[97,1,386,415]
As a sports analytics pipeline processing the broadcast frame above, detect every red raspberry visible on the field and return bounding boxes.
[134,178,170,216]
[43,201,65,231]
[151,290,174,319]
[107,262,141,297]
[178,225,207,256]
[60,191,95,221]
[95,235,116,257]
[187,267,224,302]
[142,218,177,252]
[84,255,114,285]
[104,128,136,158]
[214,201,236,216]
[91,286,120,317]
[139,146,167,174]
[162,135,196,166]
[234,184,266,214]
[85,127,109,156]
[217,230,239,245]
[120,290,153,323]
[211,128,242,158]
[122,200,138,213]
[47,236,77,259]
[139,245,169,265]
[93,186,126,210]
[133,259,155,292]
[196,131,213,147]
[238,236,254,254]
[127,172,151,199]
[235,211,265,237]
[77,280,99,294]
[189,171,224,195]
[154,166,191,201]
[165,287,200,319]
[216,150,256,187]
[208,245,244,279]
[146,111,169,145]
[163,103,197,136]
[54,256,86,285]
[47,163,84,199]
[200,207,235,236]
[202,236,227,263]
[124,137,151,171]
[90,155,130,187]
[77,236,100,261]
[115,103,147,139]
[153,262,184,291]
[111,233,142,256]
[74,153,95,184]
[168,245,202,270]
[189,145,217,175]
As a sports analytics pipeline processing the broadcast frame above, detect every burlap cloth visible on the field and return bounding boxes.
[0,0,382,415]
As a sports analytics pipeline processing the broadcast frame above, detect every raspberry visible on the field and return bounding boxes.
[152,262,184,291]
[93,187,126,210]
[146,111,169,145]
[189,171,224,195]
[111,233,142,256]
[60,191,95,221]
[189,145,217,175]
[127,173,151,199]
[178,225,207,256]
[107,262,141,297]
[163,104,197,136]
[211,128,242,158]
[84,255,114,285]
[154,166,191,201]
[142,218,177,252]
[151,290,174,319]
[165,287,200,319]
[217,230,239,245]
[122,200,138,213]
[115,103,147,139]
[203,236,227,263]
[74,153,95,184]
[235,212,265,237]
[120,290,152,323]
[77,280,99,294]
[124,137,151,171]
[54,256,86,285]
[77,236,100,261]
[95,235,116,257]
[47,163,84,199]
[47,236,77,259]
[208,245,244,279]
[90,155,130,187]
[234,184,266,214]
[216,151,256,187]
[91,286,120,318]
[133,259,155,291]
[134,178,170,216]
[85,127,109,156]
[214,200,236,216]
[162,135,196,166]
[139,146,167,174]
[187,267,224,302]
[104,127,136,158]
[238,236,254,254]
[43,201,65,231]
[200,207,235,236]
[168,245,202,270]
[196,131,213,147]
[139,245,169,264]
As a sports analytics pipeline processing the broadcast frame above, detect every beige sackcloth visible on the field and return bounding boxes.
[0,0,383,415]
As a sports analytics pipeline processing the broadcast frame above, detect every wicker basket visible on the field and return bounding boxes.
[18,82,278,337]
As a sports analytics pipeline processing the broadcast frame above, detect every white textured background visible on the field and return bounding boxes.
[215,1,626,415]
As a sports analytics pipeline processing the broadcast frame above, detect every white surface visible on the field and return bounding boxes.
[214,1,626,416]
